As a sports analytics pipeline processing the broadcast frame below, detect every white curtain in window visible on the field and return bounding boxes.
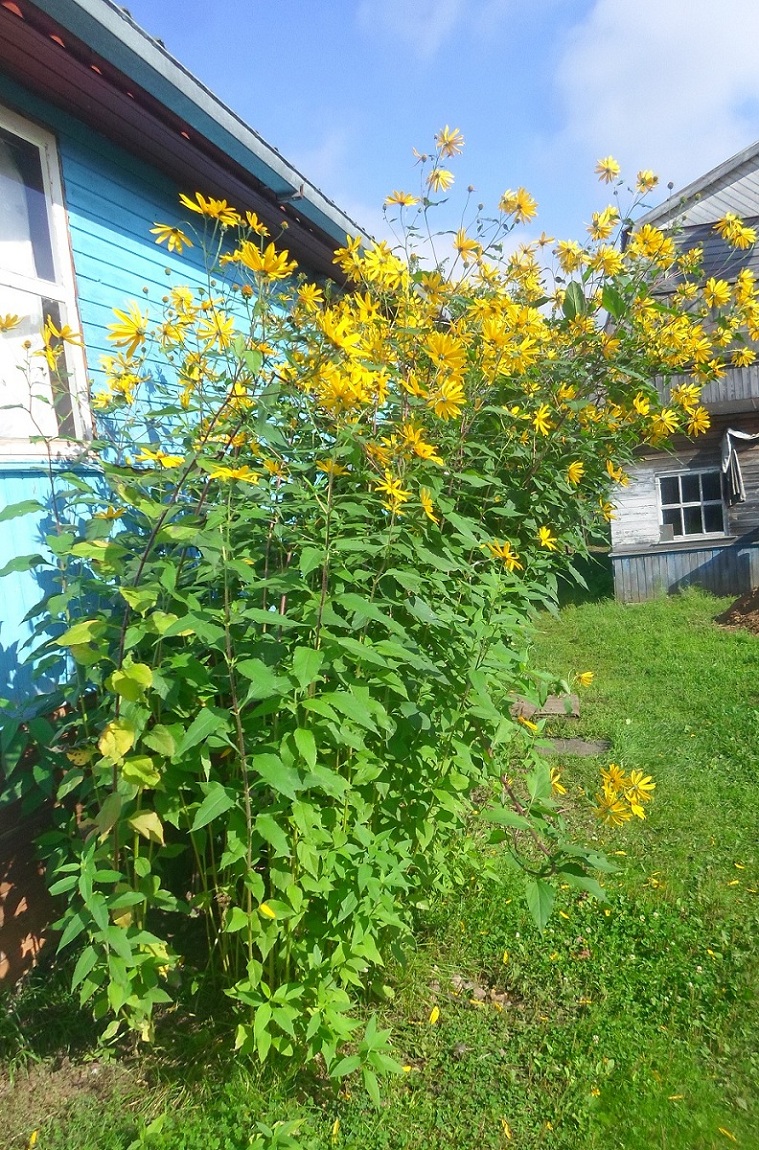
[0,137,36,280]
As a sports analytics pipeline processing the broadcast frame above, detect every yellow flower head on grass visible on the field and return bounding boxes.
[595,155,621,183]
[550,767,567,795]
[150,223,193,254]
[595,785,632,826]
[577,670,594,687]
[429,1004,440,1024]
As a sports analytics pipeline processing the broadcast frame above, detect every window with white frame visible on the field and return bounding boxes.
[658,470,726,538]
[0,105,88,454]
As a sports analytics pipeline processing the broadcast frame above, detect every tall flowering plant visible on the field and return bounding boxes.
[2,131,756,1081]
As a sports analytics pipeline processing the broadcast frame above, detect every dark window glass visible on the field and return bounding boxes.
[701,472,722,501]
[703,503,725,533]
[681,473,701,503]
[662,507,683,536]
[660,477,680,505]
[683,505,703,534]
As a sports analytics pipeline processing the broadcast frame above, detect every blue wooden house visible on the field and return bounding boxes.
[0,0,362,707]
[610,141,759,603]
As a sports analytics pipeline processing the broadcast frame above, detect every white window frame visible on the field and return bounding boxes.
[0,103,90,459]
[658,468,727,540]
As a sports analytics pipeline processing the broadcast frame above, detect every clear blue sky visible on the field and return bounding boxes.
[124,0,759,248]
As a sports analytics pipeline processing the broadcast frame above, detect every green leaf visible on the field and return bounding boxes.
[108,662,153,702]
[363,1067,381,1107]
[0,499,43,522]
[526,762,551,802]
[119,586,159,615]
[292,646,324,689]
[121,755,161,789]
[56,619,106,647]
[98,719,137,763]
[71,945,99,990]
[175,708,226,758]
[142,725,176,758]
[483,807,532,831]
[129,810,165,845]
[236,658,289,700]
[293,728,317,770]
[191,782,238,831]
[252,753,301,800]
[299,547,324,576]
[525,877,555,930]
[562,280,587,319]
[0,553,47,577]
[601,283,625,319]
[255,812,291,857]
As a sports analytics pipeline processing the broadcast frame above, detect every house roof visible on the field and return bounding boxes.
[0,0,369,277]
[639,139,759,230]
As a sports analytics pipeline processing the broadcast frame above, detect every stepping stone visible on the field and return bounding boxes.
[511,693,580,721]
[543,737,611,757]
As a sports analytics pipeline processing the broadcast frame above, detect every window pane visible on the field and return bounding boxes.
[701,471,722,501]
[681,473,701,503]
[660,476,680,505]
[703,503,725,533]
[0,127,55,283]
[0,284,61,439]
[662,507,683,536]
[683,505,703,534]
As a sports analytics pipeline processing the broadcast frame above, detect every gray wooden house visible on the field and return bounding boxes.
[610,142,759,603]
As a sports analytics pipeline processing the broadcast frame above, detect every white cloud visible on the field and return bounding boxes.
[356,0,465,60]
[556,0,759,191]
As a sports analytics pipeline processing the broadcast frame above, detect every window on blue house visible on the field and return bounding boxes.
[0,104,89,455]
[658,470,726,538]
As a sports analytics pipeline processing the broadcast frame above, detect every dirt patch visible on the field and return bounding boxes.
[715,588,759,634]
[0,1056,139,1148]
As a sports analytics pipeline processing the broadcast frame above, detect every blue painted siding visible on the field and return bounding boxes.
[0,76,233,708]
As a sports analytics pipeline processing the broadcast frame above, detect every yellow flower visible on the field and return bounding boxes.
[420,488,440,525]
[633,392,650,416]
[0,313,22,332]
[208,464,258,483]
[595,785,632,827]
[533,404,552,436]
[499,187,538,223]
[487,539,523,572]
[601,763,627,792]
[245,210,269,236]
[636,169,659,193]
[150,223,193,254]
[427,377,466,420]
[385,190,419,207]
[108,302,150,357]
[567,461,584,485]
[375,470,411,514]
[555,240,585,273]
[435,125,465,156]
[297,283,324,311]
[178,191,240,227]
[258,902,277,919]
[577,670,594,687]
[687,406,710,435]
[595,155,621,183]
[517,714,538,732]
[588,206,619,241]
[625,769,656,806]
[714,213,757,250]
[537,526,558,551]
[316,459,349,477]
[605,459,627,484]
[704,277,731,309]
[454,228,481,264]
[135,447,184,468]
[331,1118,340,1145]
[43,318,83,347]
[429,1004,440,1024]
[238,241,298,280]
[427,167,455,193]
[598,499,616,522]
[550,767,567,795]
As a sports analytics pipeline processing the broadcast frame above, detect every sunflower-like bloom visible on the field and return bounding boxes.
[108,302,150,358]
[499,187,538,224]
[420,488,440,525]
[487,539,523,572]
[435,126,465,156]
[385,190,419,207]
[595,785,632,826]
[427,167,455,193]
[178,192,241,227]
[567,460,585,485]
[238,241,297,281]
[150,224,193,254]
[595,155,621,183]
[537,526,558,551]
[533,403,552,436]
[636,169,659,193]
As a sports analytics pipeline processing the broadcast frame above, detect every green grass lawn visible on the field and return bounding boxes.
[3,589,757,1149]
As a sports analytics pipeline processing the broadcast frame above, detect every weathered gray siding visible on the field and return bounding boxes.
[612,540,759,603]
[611,414,759,601]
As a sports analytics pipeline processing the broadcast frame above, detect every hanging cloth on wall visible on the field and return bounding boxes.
[721,428,759,504]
